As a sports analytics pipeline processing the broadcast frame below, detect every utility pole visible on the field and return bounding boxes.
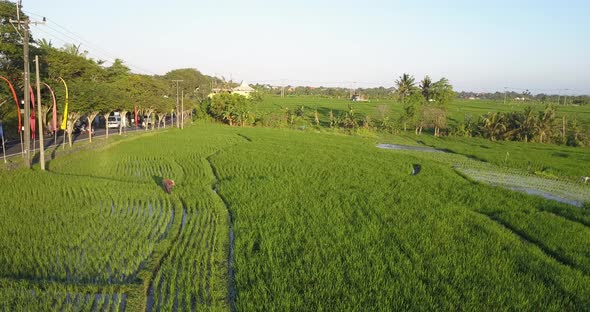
[171,80,183,128]
[23,20,30,168]
[181,90,184,129]
[35,55,45,170]
[10,1,45,169]
[503,87,507,105]
[562,116,566,139]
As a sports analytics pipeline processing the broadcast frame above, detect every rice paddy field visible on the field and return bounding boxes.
[1,122,590,311]
[255,96,590,127]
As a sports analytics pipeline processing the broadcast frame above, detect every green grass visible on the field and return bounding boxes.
[254,96,590,127]
[210,126,590,310]
[1,122,589,311]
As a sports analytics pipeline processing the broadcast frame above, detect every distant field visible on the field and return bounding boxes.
[255,96,590,126]
[1,123,589,310]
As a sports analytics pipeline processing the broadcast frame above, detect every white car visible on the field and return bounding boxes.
[107,115,121,128]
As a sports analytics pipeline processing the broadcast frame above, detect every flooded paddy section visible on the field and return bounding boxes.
[378,143,589,207]
[377,143,445,153]
[458,168,588,207]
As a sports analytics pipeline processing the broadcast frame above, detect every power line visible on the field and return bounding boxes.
[33,27,117,66]
[24,10,159,76]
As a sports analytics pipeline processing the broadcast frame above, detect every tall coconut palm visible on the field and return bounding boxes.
[419,75,432,101]
[395,73,416,103]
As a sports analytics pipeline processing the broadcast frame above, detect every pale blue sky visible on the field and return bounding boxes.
[22,0,590,94]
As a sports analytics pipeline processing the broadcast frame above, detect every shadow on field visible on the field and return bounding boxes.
[152,175,163,188]
[316,107,347,127]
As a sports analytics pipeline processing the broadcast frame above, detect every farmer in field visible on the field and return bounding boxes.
[162,178,175,194]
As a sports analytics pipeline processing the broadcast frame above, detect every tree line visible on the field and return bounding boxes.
[452,106,587,146]
[248,73,590,147]
[0,1,215,143]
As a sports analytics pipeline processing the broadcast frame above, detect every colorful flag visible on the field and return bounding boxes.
[59,78,69,130]
[52,96,57,132]
[29,86,36,139]
[0,76,21,133]
[135,106,138,128]
[43,82,57,132]
[30,112,36,140]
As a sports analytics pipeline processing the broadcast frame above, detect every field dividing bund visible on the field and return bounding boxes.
[206,151,236,312]
[1,123,590,310]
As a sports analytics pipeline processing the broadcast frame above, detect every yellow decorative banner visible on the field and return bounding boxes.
[59,77,68,130]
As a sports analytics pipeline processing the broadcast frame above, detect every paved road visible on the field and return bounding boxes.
[1,119,176,159]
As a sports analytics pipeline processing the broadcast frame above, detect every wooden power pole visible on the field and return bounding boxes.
[10,2,45,169]
[171,80,183,128]
[35,55,45,170]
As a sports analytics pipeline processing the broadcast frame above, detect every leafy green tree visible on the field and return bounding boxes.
[400,90,425,133]
[41,44,105,82]
[70,81,123,141]
[428,78,454,136]
[113,74,168,130]
[163,68,212,102]
[430,78,454,107]
[0,1,30,80]
[208,93,252,126]
[106,59,130,81]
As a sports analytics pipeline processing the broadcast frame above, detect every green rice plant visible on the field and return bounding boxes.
[1,122,589,311]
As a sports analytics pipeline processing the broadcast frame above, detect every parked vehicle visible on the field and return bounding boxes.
[107,115,121,129]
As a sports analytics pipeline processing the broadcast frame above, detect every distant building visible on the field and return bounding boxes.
[351,94,368,102]
[207,81,255,98]
[232,81,255,98]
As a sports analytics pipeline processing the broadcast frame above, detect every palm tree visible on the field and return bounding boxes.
[37,38,53,49]
[419,75,432,101]
[535,104,556,143]
[520,106,537,142]
[62,43,83,56]
[480,112,507,141]
[395,73,415,103]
